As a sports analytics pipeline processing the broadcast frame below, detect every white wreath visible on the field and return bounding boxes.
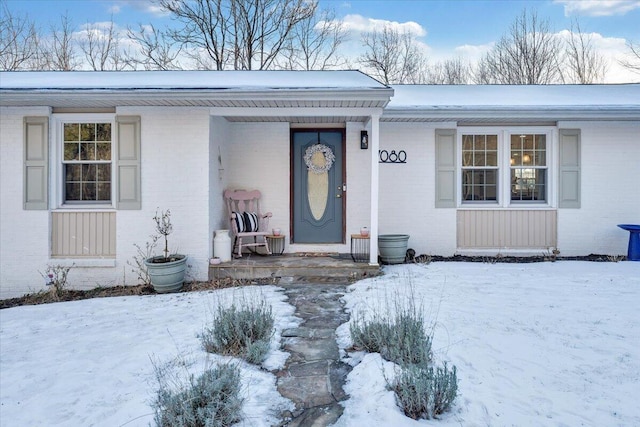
[304,144,335,174]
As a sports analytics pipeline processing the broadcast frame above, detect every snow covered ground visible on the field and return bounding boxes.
[1,261,639,426]
[336,262,640,427]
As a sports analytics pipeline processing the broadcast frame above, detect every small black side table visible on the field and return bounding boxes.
[266,235,285,255]
[351,234,370,263]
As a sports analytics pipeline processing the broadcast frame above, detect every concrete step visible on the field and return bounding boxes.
[208,255,380,282]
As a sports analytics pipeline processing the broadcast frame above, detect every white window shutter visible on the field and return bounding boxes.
[558,129,581,208]
[435,129,457,208]
[24,117,49,210]
[116,115,141,210]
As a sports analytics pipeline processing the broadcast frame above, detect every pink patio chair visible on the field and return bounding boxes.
[223,189,272,257]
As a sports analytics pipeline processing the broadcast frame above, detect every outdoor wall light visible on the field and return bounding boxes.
[360,130,369,149]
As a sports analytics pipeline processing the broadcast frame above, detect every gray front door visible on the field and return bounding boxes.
[292,130,344,243]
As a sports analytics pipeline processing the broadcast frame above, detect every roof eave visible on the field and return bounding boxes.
[382,106,640,122]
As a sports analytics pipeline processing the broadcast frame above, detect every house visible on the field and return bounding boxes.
[1,71,638,299]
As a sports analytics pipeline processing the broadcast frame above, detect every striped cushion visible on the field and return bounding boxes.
[233,211,259,232]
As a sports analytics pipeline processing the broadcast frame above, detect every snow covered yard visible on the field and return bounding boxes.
[0,286,300,427]
[1,261,639,426]
[336,261,640,426]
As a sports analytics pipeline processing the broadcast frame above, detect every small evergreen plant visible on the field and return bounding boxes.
[153,364,242,427]
[201,299,274,365]
[349,292,458,420]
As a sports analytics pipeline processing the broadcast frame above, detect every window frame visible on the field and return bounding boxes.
[457,127,555,208]
[52,114,117,209]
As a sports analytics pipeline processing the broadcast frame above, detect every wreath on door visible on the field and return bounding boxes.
[304,144,335,174]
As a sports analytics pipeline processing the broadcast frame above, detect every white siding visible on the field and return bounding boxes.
[51,211,116,257]
[457,210,557,249]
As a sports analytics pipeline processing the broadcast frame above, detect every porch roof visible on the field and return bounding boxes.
[383,84,640,123]
[0,70,393,116]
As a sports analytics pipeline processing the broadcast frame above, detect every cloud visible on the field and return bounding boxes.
[339,14,426,37]
[110,0,170,17]
[454,42,495,62]
[554,0,640,16]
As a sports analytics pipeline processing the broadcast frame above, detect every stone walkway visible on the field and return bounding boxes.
[275,279,352,426]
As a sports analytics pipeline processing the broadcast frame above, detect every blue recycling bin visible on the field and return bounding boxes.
[617,224,640,261]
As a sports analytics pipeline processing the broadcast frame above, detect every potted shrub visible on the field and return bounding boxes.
[144,209,187,293]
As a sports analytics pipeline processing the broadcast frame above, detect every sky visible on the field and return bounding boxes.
[4,0,640,82]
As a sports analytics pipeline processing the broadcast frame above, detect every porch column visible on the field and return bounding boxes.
[369,114,380,265]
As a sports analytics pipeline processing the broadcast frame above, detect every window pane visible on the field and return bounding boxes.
[80,142,96,160]
[64,142,79,161]
[462,150,473,167]
[486,135,497,150]
[82,182,96,201]
[65,183,81,201]
[80,123,95,141]
[462,169,497,201]
[96,143,111,160]
[82,164,96,181]
[511,169,546,201]
[64,123,79,141]
[65,164,81,181]
[97,164,111,181]
[96,123,111,141]
[97,183,111,201]
[486,151,497,167]
[462,135,473,151]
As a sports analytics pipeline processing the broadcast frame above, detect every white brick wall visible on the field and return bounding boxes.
[2,104,638,298]
[0,107,213,299]
[378,122,457,256]
[0,108,52,297]
[557,121,640,256]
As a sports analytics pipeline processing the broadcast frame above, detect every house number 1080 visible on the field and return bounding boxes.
[379,150,407,164]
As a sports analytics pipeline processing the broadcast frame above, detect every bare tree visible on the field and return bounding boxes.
[79,18,128,70]
[427,58,472,84]
[158,0,230,70]
[156,0,316,70]
[359,25,428,84]
[476,9,562,84]
[232,0,316,69]
[563,20,607,83]
[46,12,80,70]
[0,1,40,70]
[278,8,347,70]
[619,40,640,75]
[127,24,183,70]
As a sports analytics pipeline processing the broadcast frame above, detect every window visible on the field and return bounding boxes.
[461,134,498,202]
[510,134,546,202]
[62,121,112,203]
[460,129,551,206]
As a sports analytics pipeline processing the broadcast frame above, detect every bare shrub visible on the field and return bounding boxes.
[39,264,73,300]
